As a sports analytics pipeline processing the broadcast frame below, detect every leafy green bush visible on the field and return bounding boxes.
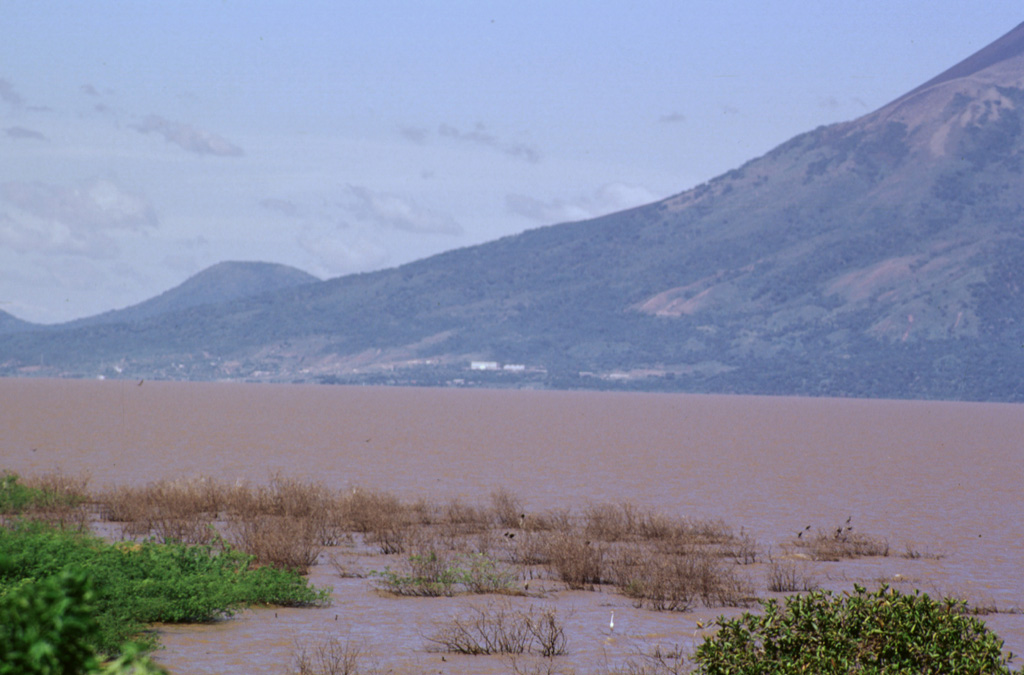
[0,565,166,675]
[694,584,1014,674]
[0,522,331,655]
[0,567,99,674]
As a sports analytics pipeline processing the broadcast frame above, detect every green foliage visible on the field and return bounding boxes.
[92,643,168,675]
[0,473,82,515]
[0,566,99,674]
[0,565,166,675]
[0,522,331,657]
[694,584,1013,674]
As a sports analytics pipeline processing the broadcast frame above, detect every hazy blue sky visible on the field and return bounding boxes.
[2,2,1022,323]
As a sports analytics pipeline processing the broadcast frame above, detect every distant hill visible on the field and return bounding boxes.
[0,310,36,335]
[65,261,320,328]
[2,23,1024,401]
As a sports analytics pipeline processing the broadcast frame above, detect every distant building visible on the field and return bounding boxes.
[502,364,526,372]
[471,361,500,371]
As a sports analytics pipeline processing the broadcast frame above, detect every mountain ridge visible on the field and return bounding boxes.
[3,22,1024,401]
[0,310,37,334]
[895,20,1024,106]
[62,261,321,329]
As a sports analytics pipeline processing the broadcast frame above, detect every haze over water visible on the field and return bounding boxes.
[2,378,1021,672]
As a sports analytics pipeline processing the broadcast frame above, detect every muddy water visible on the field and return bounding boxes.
[1,378,1022,672]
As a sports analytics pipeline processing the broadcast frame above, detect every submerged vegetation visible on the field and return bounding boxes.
[1,469,1017,674]
[0,472,328,672]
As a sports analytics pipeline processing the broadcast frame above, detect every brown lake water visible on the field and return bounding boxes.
[2,378,1022,673]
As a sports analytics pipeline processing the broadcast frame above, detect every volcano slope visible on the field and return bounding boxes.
[4,23,1024,401]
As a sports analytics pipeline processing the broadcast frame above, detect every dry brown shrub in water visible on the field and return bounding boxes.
[610,549,697,612]
[150,476,226,514]
[523,507,573,533]
[506,530,551,566]
[692,553,753,607]
[471,528,505,557]
[543,529,607,590]
[725,528,759,565]
[900,542,945,560]
[374,529,523,597]
[16,469,92,530]
[440,497,493,536]
[290,636,364,675]
[328,552,365,579]
[364,516,408,555]
[491,488,525,529]
[583,502,638,541]
[308,504,349,547]
[634,510,679,541]
[151,510,216,545]
[798,526,890,561]
[21,469,91,504]
[257,473,332,517]
[340,488,398,532]
[246,476,346,546]
[98,478,223,543]
[227,513,322,573]
[147,479,220,544]
[507,654,575,675]
[338,488,412,554]
[611,546,752,610]
[426,601,568,657]
[377,535,459,596]
[766,561,818,593]
[653,517,736,553]
[98,484,151,536]
[220,479,259,515]
[604,643,689,675]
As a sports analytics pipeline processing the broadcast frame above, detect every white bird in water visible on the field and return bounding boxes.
[609,610,615,633]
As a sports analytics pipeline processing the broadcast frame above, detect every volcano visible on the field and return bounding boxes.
[4,22,1024,401]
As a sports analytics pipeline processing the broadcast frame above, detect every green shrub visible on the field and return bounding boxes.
[0,522,331,655]
[0,564,166,675]
[0,566,99,674]
[694,584,1013,674]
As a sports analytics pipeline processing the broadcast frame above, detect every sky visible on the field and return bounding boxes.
[2,3,1022,324]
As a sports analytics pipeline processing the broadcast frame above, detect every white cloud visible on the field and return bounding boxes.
[296,226,390,277]
[0,178,157,257]
[402,122,542,163]
[0,179,156,231]
[438,122,542,163]
[276,183,467,277]
[506,182,658,224]
[0,211,117,258]
[505,194,589,224]
[341,184,463,235]
[132,114,244,157]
